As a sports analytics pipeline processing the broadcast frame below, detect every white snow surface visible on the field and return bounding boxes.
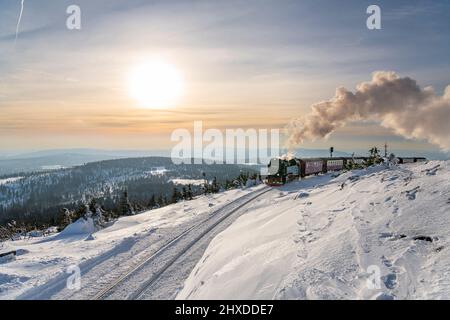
[170,179,205,186]
[0,177,23,185]
[59,218,96,236]
[1,161,449,300]
[178,161,450,300]
[0,187,255,299]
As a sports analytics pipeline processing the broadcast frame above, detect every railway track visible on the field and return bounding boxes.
[91,187,271,300]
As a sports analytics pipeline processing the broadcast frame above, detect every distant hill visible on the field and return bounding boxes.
[0,148,170,160]
[1,147,448,176]
[0,149,170,176]
[0,156,259,225]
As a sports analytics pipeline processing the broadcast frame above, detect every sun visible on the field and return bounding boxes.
[128,60,184,109]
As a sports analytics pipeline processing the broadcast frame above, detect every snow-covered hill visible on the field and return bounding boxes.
[0,188,258,299]
[178,161,450,300]
[1,161,449,300]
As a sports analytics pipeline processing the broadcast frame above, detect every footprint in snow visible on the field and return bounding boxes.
[293,235,303,244]
[403,176,413,185]
[379,232,406,241]
[379,232,392,239]
[413,235,435,243]
[382,273,398,290]
[330,208,346,212]
[404,186,420,200]
[423,164,440,176]
[294,192,309,200]
[381,255,393,267]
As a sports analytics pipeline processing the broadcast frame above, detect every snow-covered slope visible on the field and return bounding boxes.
[178,161,450,300]
[2,161,449,300]
[0,188,257,299]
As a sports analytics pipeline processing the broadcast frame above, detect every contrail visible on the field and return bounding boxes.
[14,0,25,46]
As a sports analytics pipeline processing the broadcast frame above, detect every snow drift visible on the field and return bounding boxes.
[179,161,450,299]
[59,218,96,237]
[0,187,257,299]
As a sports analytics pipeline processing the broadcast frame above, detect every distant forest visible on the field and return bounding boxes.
[0,157,259,227]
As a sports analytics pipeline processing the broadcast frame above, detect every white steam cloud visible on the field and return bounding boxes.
[288,71,450,151]
[278,152,295,161]
[14,0,25,46]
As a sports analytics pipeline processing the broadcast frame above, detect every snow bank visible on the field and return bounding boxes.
[179,161,450,300]
[0,253,16,264]
[59,218,96,237]
[178,192,298,299]
[0,187,257,299]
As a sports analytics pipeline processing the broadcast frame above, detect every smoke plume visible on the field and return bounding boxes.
[278,152,295,161]
[288,71,450,150]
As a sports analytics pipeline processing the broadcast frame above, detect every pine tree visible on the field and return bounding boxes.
[202,172,208,195]
[148,194,156,208]
[88,198,97,214]
[92,207,106,229]
[181,186,187,200]
[171,187,180,203]
[238,171,248,187]
[57,208,72,231]
[101,205,112,221]
[103,196,115,212]
[119,189,133,216]
[73,204,88,221]
[187,184,193,200]
[131,201,143,213]
[157,195,165,207]
[212,177,219,193]
[367,146,383,165]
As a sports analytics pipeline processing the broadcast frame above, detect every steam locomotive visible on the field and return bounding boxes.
[266,156,426,186]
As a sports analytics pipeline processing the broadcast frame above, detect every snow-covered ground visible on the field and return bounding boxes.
[170,179,206,186]
[0,177,23,185]
[178,161,450,300]
[0,187,257,299]
[1,161,449,300]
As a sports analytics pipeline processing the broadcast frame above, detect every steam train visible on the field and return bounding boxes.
[266,156,426,186]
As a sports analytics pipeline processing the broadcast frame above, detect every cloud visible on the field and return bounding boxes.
[288,71,450,150]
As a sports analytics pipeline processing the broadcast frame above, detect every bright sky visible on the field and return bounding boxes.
[1,0,449,154]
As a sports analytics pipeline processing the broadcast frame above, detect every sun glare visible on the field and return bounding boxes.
[128,60,184,109]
